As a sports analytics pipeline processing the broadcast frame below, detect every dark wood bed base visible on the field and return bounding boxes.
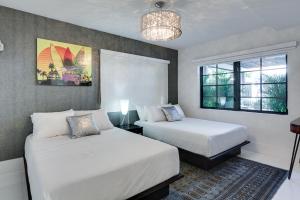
[23,156,183,200]
[179,141,250,170]
[128,174,183,200]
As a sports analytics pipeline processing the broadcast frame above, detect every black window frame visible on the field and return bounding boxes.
[200,54,288,115]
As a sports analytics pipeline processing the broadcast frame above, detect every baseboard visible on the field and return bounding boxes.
[0,158,24,175]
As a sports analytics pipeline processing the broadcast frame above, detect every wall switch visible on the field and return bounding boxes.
[0,40,4,51]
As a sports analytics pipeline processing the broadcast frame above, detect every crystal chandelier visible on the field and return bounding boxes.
[141,1,182,41]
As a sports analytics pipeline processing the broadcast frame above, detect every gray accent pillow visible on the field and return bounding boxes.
[161,106,183,122]
[67,114,100,139]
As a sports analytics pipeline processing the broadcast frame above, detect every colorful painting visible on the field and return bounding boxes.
[37,38,92,86]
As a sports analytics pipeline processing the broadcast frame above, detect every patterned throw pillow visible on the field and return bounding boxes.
[161,106,183,122]
[67,114,100,139]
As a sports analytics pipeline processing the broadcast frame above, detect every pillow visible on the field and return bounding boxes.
[67,114,100,139]
[74,109,114,130]
[174,104,186,118]
[161,106,183,122]
[31,109,74,138]
[136,105,146,121]
[143,104,172,121]
[145,106,167,122]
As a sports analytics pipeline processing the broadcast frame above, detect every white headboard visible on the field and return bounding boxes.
[100,49,169,112]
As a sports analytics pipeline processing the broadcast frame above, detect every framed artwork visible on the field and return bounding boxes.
[37,38,92,86]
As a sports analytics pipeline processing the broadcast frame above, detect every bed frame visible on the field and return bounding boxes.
[23,156,183,200]
[178,141,250,170]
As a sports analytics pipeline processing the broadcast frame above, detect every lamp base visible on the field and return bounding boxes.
[120,112,130,126]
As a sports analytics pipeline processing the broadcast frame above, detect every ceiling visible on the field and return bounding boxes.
[1,0,300,50]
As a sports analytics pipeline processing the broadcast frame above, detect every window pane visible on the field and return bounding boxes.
[203,75,216,85]
[262,98,287,113]
[241,98,261,110]
[203,65,216,75]
[218,97,234,109]
[241,58,260,72]
[203,86,216,96]
[203,97,217,108]
[218,63,234,74]
[201,55,287,114]
[262,69,286,83]
[262,55,286,70]
[262,84,286,98]
[241,84,261,97]
[218,73,234,84]
[240,71,260,84]
[218,85,234,97]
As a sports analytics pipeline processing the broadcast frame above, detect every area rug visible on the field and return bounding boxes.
[164,157,287,200]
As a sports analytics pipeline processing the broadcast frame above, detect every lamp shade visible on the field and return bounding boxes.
[120,99,129,115]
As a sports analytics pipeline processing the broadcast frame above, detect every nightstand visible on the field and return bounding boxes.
[116,124,143,135]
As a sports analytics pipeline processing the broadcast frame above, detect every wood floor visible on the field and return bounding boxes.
[1,150,299,200]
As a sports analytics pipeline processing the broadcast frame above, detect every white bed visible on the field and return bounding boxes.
[135,118,248,158]
[25,128,179,200]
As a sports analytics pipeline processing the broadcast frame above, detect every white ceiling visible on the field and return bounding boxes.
[1,0,300,50]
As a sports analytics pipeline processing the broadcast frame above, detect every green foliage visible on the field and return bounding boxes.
[202,72,233,108]
[263,75,287,112]
[203,97,216,108]
[203,86,216,96]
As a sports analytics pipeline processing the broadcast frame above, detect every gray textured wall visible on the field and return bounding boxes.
[0,6,178,161]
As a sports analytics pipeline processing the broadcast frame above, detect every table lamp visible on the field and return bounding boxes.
[120,99,129,126]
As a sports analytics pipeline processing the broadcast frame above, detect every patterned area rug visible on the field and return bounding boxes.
[164,157,287,200]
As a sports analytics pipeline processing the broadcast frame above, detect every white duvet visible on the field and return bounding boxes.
[25,128,179,200]
[135,118,248,157]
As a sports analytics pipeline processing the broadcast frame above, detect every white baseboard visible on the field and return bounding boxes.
[0,158,24,174]
[0,158,28,200]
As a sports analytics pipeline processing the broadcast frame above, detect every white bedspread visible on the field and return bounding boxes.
[25,128,179,200]
[135,118,248,157]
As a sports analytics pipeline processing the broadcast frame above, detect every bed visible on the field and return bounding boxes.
[24,127,181,200]
[135,118,249,169]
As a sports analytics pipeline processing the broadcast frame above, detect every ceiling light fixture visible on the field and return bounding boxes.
[141,1,182,41]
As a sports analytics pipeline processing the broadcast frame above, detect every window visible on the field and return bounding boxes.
[200,54,288,114]
[201,63,235,109]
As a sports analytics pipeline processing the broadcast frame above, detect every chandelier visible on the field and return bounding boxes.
[141,1,182,41]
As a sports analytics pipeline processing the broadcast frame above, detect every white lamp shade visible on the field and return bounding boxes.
[120,99,129,115]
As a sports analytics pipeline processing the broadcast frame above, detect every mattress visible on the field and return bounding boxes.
[25,128,179,200]
[135,118,248,157]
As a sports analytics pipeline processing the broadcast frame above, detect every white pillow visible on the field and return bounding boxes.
[174,104,186,118]
[145,106,167,122]
[136,105,146,121]
[31,109,74,138]
[74,109,114,130]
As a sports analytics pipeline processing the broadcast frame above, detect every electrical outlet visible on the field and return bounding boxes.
[0,40,4,51]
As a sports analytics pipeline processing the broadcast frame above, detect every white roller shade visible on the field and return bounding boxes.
[193,41,297,65]
[100,49,169,112]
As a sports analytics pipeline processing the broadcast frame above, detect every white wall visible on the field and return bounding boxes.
[179,26,300,161]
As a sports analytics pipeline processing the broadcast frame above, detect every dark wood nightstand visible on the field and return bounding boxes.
[116,124,143,135]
